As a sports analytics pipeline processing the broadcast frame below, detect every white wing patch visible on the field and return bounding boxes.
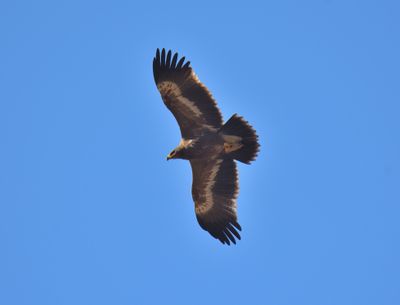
[195,159,223,215]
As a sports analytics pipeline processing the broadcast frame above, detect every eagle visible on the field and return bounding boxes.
[153,48,259,245]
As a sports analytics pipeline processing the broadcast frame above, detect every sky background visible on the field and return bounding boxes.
[1,1,399,304]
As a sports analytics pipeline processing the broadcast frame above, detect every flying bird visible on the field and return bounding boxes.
[153,48,259,245]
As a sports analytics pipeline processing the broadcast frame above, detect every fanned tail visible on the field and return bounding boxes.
[219,114,260,164]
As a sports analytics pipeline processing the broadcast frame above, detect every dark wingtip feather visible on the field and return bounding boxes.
[224,229,236,245]
[233,221,242,231]
[152,58,157,82]
[210,221,242,246]
[156,48,160,61]
[222,232,231,245]
[153,49,192,85]
[227,223,241,240]
[166,50,171,68]
[171,53,178,69]
[161,48,166,68]
[176,56,185,69]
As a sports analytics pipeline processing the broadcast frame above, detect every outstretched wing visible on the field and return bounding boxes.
[153,48,223,139]
[190,158,241,245]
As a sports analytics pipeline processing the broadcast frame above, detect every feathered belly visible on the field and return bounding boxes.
[187,134,225,160]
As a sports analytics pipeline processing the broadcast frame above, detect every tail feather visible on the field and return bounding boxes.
[219,114,260,164]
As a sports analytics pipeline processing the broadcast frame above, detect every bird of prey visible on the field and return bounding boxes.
[153,48,259,245]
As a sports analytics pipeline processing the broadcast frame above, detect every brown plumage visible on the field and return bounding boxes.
[153,48,259,245]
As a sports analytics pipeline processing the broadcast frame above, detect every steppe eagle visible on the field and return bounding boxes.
[153,48,259,245]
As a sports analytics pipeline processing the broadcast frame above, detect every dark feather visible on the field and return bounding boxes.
[176,56,185,69]
[166,50,171,68]
[161,48,166,68]
[171,53,178,69]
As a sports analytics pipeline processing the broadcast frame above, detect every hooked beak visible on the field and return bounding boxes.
[167,150,175,161]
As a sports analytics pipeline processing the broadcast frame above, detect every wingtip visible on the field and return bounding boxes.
[166,50,171,68]
[224,229,237,245]
[171,52,178,69]
[154,48,188,70]
[215,224,242,246]
[233,221,242,231]
[161,48,166,67]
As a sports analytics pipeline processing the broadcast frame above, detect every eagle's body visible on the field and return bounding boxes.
[169,133,225,160]
[153,49,259,245]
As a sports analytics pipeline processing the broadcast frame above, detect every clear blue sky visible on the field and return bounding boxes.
[1,1,399,304]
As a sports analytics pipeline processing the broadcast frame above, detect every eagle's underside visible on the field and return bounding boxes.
[153,48,259,245]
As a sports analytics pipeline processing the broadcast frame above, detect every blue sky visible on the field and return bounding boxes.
[1,1,399,304]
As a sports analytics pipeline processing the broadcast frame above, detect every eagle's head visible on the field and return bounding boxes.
[166,149,179,160]
[167,147,186,160]
[167,139,195,160]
